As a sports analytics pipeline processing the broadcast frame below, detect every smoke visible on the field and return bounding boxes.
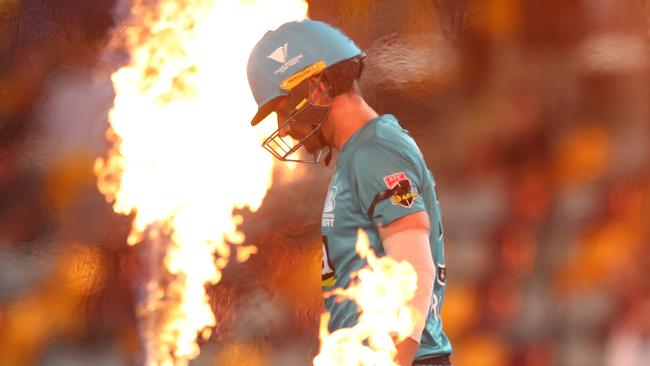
[575,32,648,75]
[365,33,459,94]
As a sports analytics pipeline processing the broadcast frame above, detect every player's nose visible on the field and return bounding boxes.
[277,115,290,137]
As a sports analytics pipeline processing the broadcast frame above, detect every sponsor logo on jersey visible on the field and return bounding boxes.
[267,42,304,75]
[383,172,419,208]
[322,186,337,227]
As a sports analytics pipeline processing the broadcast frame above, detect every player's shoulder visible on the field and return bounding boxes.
[352,115,422,164]
[365,114,405,140]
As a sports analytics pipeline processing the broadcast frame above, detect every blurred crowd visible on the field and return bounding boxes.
[424,2,650,365]
[0,0,649,365]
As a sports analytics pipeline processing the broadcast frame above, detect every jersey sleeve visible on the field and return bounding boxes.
[351,141,425,226]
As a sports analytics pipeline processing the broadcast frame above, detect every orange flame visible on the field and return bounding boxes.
[314,229,420,366]
[94,0,308,365]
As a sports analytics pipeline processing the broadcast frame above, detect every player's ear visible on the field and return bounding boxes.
[307,75,329,105]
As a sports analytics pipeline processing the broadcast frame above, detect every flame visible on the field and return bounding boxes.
[95,0,308,365]
[314,229,420,366]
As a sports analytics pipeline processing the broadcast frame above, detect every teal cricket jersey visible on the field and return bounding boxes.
[320,114,452,360]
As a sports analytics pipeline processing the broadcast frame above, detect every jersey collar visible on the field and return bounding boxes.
[336,114,397,167]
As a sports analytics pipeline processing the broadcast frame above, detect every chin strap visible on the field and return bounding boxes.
[324,147,333,166]
[317,131,333,166]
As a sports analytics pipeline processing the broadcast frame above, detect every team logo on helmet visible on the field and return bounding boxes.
[383,172,419,208]
[267,42,303,75]
[267,43,288,63]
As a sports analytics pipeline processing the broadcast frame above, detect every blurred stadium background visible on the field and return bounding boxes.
[0,0,649,365]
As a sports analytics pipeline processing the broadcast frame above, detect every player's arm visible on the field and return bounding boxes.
[379,211,435,366]
[351,142,436,365]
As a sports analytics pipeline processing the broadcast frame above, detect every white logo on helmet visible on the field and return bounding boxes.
[267,42,303,75]
[267,43,288,63]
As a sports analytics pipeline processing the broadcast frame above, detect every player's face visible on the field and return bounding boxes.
[274,97,323,154]
[274,97,294,137]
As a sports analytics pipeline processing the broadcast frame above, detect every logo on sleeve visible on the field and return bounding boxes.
[383,172,419,208]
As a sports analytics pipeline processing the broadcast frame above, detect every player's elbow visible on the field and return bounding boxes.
[382,229,435,283]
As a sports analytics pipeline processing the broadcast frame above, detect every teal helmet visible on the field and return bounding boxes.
[247,20,364,127]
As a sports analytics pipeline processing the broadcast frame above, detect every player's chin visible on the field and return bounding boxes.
[303,136,323,154]
[303,142,319,154]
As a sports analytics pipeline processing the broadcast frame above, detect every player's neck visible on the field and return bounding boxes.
[326,92,378,150]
